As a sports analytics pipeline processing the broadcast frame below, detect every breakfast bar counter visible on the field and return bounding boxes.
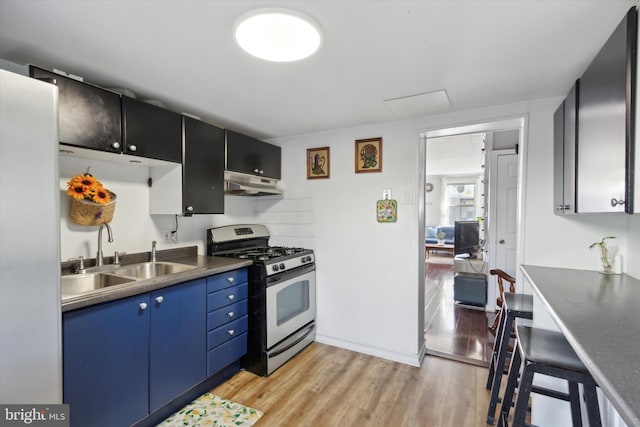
[521,265,640,427]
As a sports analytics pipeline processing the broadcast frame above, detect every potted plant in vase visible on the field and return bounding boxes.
[437,231,446,245]
[589,236,616,274]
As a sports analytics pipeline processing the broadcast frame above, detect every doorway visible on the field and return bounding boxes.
[420,117,525,366]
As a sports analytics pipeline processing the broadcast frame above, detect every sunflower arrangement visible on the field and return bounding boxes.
[67,171,116,225]
[66,173,112,204]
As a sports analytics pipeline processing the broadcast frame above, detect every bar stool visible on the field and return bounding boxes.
[497,326,601,427]
[486,292,533,424]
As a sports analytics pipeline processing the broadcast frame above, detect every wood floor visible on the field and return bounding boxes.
[424,257,496,366]
[212,342,492,427]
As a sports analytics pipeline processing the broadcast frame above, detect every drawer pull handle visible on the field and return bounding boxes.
[155,296,164,304]
[228,329,235,336]
[139,302,148,310]
[228,311,235,318]
[227,294,235,301]
[227,277,235,283]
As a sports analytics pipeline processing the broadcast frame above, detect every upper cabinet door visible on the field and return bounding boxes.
[183,116,225,214]
[554,82,578,215]
[122,96,182,163]
[29,66,122,153]
[577,7,637,213]
[225,129,281,179]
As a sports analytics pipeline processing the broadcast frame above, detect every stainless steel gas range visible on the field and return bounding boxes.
[207,224,316,376]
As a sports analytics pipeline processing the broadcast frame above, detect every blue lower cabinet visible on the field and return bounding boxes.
[63,269,247,427]
[207,333,248,376]
[149,279,206,412]
[207,300,248,331]
[63,294,150,427]
[207,316,248,351]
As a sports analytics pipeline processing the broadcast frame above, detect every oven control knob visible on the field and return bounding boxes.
[279,263,285,270]
[272,265,279,272]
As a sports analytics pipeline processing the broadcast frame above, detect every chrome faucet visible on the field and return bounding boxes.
[96,223,113,267]
[151,240,157,262]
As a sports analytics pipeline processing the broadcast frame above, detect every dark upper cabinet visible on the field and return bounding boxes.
[553,81,578,215]
[182,116,225,214]
[577,7,637,213]
[29,66,122,152]
[122,96,182,163]
[225,129,281,179]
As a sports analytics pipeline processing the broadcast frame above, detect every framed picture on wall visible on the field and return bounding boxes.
[307,146,330,179]
[355,137,382,173]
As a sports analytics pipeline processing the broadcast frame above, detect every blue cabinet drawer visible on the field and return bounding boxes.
[207,300,248,331]
[207,333,247,377]
[206,269,248,293]
[207,282,248,312]
[207,316,248,351]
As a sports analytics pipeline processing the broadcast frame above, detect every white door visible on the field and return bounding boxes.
[494,152,518,277]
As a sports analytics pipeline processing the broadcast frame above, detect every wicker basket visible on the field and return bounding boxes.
[69,193,117,226]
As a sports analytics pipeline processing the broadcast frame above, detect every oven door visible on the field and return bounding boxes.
[265,264,316,349]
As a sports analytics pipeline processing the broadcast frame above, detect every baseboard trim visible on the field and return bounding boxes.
[315,334,423,367]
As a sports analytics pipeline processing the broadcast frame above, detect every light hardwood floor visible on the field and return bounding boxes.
[212,342,492,426]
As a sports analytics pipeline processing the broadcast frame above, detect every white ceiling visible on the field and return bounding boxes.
[0,1,636,139]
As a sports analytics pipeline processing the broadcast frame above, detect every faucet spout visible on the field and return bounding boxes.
[97,223,113,267]
[151,240,157,262]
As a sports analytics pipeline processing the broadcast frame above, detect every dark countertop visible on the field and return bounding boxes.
[61,247,252,312]
[521,265,640,427]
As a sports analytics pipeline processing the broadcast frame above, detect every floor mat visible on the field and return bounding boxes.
[157,392,263,426]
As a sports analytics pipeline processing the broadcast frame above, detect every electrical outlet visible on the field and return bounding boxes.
[162,229,177,243]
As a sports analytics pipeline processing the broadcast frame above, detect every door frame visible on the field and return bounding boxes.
[418,115,528,357]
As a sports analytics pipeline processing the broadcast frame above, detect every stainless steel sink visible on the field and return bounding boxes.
[113,262,196,280]
[61,273,135,297]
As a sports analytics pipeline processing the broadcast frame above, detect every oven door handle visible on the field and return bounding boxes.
[269,324,315,358]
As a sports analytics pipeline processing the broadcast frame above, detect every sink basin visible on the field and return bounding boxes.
[61,273,135,297]
[113,262,196,280]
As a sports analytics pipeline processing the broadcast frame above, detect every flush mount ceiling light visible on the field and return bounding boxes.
[234,8,322,62]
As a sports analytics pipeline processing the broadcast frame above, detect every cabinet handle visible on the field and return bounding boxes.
[155,296,164,304]
[611,198,625,207]
[227,294,235,301]
[128,144,137,152]
[253,168,260,174]
[185,205,194,212]
[259,170,264,174]
[227,277,234,283]
[227,311,235,318]
[555,204,565,211]
[111,141,121,149]
[228,329,235,336]
[139,302,148,310]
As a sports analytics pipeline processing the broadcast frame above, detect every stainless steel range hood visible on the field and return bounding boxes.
[224,171,283,196]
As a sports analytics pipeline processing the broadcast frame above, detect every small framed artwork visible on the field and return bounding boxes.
[355,137,382,173]
[307,146,330,179]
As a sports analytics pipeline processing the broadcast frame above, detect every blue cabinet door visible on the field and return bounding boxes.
[149,279,206,412]
[63,294,150,427]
